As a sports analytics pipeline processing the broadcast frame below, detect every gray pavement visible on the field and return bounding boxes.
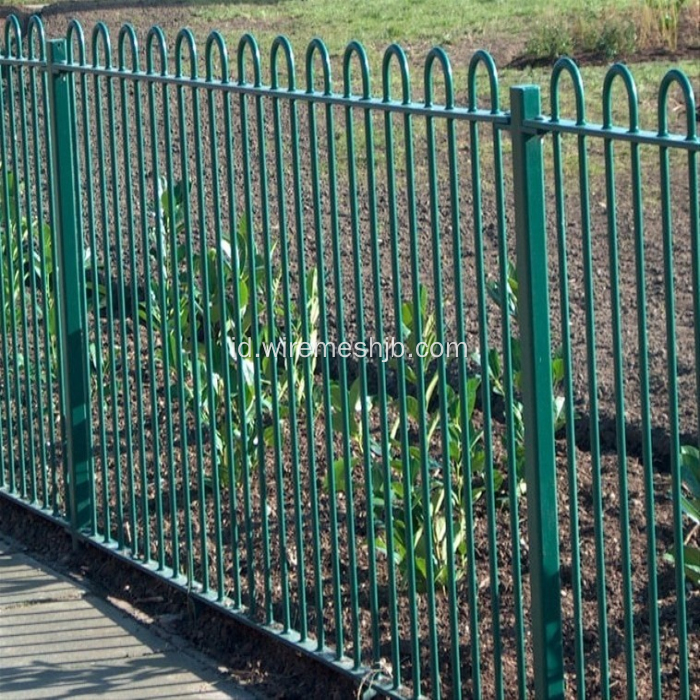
[0,536,254,699]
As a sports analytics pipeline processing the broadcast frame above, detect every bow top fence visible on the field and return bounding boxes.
[0,12,698,700]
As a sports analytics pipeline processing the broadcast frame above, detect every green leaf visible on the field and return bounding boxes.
[324,457,352,494]
[466,376,481,422]
[487,348,502,382]
[681,495,700,525]
[683,545,700,585]
[681,445,700,496]
[551,354,565,385]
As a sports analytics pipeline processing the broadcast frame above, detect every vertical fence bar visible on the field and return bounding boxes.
[510,84,564,699]
[47,38,93,534]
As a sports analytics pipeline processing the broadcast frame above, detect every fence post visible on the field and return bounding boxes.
[47,39,93,535]
[510,85,564,699]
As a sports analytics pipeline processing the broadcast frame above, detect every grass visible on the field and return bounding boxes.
[185,0,643,55]
[180,0,698,124]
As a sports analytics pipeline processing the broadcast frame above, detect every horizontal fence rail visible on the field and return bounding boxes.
[0,13,698,699]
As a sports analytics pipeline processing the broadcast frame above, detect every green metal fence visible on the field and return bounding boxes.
[0,13,698,699]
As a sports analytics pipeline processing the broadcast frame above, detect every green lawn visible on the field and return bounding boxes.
[3,0,697,126]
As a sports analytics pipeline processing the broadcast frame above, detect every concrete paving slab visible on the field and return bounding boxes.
[0,549,82,605]
[0,537,254,699]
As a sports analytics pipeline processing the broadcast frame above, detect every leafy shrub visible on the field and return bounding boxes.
[145,179,317,488]
[643,0,687,51]
[0,168,58,376]
[592,16,638,59]
[525,22,574,60]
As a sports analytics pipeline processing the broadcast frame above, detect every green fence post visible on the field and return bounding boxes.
[510,85,564,699]
[47,39,93,535]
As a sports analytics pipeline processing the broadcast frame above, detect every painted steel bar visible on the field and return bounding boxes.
[237,32,272,619]
[346,39,401,681]
[269,38,296,634]
[47,38,94,533]
[90,23,124,546]
[103,20,139,552]
[0,35,14,496]
[602,65,637,698]
[146,24,181,579]
[27,18,51,510]
[549,57,586,699]
[272,34,325,645]
[245,33,276,623]
[45,27,66,519]
[117,25,150,562]
[658,69,695,700]
[0,54,515,125]
[109,48,139,553]
[15,26,41,505]
[470,66,504,700]
[4,21,28,501]
[424,46,462,696]
[382,44,421,695]
[223,32,256,614]
[510,84,564,700]
[316,43,364,668]
[257,47,293,630]
[270,35,309,640]
[175,29,207,593]
[165,30,195,583]
[305,37,344,657]
[189,28,222,597]
[130,26,166,571]
[67,20,109,542]
[524,117,700,151]
[403,48,441,698]
[205,31,232,602]
[343,41,379,664]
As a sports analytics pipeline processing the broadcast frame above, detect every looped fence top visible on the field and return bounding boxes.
[602,63,639,133]
[118,23,139,72]
[237,33,261,87]
[305,38,331,95]
[270,35,295,91]
[205,30,229,84]
[4,14,23,57]
[424,46,454,111]
[468,50,499,114]
[343,41,371,101]
[145,25,167,76]
[381,43,411,105]
[658,68,697,140]
[550,57,586,125]
[90,22,112,70]
[174,28,197,80]
[27,15,46,60]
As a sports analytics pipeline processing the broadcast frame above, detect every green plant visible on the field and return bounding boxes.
[373,377,483,593]
[643,0,686,51]
[0,168,59,377]
[525,21,574,60]
[593,15,638,59]
[325,284,486,593]
[484,260,567,495]
[665,445,700,585]
[146,179,316,488]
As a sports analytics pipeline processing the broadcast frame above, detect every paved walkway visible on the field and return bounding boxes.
[0,536,253,699]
